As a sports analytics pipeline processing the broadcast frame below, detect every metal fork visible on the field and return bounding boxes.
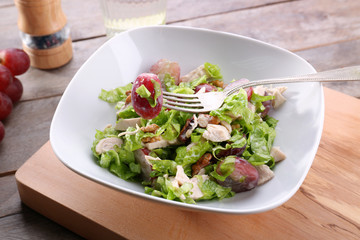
[163,65,360,113]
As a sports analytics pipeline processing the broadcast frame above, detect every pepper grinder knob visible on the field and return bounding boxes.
[14,0,73,69]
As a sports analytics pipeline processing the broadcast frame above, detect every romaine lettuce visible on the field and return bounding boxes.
[196,176,234,200]
[175,140,213,175]
[204,62,223,79]
[99,83,132,103]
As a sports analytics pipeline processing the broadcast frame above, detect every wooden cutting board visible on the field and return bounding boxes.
[15,88,360,240]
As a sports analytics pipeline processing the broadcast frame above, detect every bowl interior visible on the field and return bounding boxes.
[50,26,323,214]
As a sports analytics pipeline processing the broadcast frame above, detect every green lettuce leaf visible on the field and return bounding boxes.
[175,140,212,175]
[146,177,196,204]
[162,73,177,92]
[247,122,276,167]
[92,142,140,181]
[250,92,275,113]
[210,88,253,124]
[204,62,223,79]
[212,130,247,159]
[91,127,119,158]
[210,156,236,181]
[149,159,178,177]
[99,83,132,103]
[116,103,139,119]
[146,109,192,141]
[196,176,234,200]
[123,127,143,152]
[164,75,208,95]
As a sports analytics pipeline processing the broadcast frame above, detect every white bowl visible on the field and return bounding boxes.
[50,26,324,214]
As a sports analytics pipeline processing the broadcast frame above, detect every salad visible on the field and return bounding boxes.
[91,59,287,204]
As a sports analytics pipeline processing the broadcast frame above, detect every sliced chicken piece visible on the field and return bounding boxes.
[253,85,267,96]
[202,124,231,142]
[197,114,210,128]
[220,120,232,134]
[270,146,287,162]
[180,65,209,83]
[272,86,287,94]
[255,164,274,185]
[174,165,189,185]
[189,177,204,200]
[134,149,153,181]
[95,137,123,155]
[197,114,220,128]
[144,137,170,150]
[169,176,180,188]
[114,117,142,131]
[174,165,208,200]
[271,88,287,109]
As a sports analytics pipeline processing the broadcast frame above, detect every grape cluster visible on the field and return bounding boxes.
[0,48,30,143]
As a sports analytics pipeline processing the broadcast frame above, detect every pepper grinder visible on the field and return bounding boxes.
[14,0,73,69]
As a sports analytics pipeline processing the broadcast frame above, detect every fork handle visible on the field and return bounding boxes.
[225,65,360,96]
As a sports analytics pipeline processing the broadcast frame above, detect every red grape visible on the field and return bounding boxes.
[261,92,272,117]
[246,87,253,101]
[0,65,13,92]
[131,73,163,119]
[194,83,217,93]
[3,77,23,103]
[224,78,249,91]
[216,157,258,192]
[0,92,13,120]
[0,48,30,76]
[216,145,247,158]
[150,59,181,85]
[0,121,4,143]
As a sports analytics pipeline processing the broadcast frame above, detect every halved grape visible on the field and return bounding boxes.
[194,83,217,93]
[131,73,163,119]
[150,59,180,84]
[246,87,253,101]
[216,145,247,158]
[261,92,272,117]
[216,157,258,192]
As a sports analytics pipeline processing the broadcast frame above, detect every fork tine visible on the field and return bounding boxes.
[163,91,198,99]
[163,95,201,103]
[164,101,204,108]
[163,103,206,113]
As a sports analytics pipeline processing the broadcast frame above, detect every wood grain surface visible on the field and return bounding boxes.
[0,0,360,239]
[13,88,360,240]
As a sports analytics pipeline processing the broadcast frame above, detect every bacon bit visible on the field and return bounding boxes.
[140,124,160,133]
[125,90,132,96]
[211,79,224,88]
[192,153,213,176]
[142,136,161,143]
[125,94,132,105]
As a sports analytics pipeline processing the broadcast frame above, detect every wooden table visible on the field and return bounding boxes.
[1,0,360,239]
